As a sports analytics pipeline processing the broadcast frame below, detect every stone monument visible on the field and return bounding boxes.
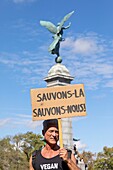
[40,11,75,150]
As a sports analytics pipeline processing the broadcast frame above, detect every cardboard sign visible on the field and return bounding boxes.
[30,84,87,121]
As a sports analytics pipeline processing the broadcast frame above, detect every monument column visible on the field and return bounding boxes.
[40,10,75,150]
[44,63,74,150]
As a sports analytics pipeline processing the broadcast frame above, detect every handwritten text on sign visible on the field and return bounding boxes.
[30,84,87,120]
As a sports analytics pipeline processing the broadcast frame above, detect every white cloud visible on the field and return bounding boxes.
[14,114,43,129]
[60,33,113,89]
[0,114,42,135]
[27,120,42,129]
[0,118,11,127]
[16,114,31,118]
[74,140,87,151]
[61,33,105,56]
[94,63,113,77]
[1,31,113,90]
[0,50,51,87]
[13,0,36,3]
[105,80,113,88]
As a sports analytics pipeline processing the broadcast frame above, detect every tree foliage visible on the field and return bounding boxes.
[12,132,44,161]
[93,146,113,170]
[78,150,95,170]
[0,132,113,170]
[0,132,44,170]
[78,147,113,170]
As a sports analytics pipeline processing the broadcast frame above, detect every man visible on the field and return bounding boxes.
[29,119,80,170]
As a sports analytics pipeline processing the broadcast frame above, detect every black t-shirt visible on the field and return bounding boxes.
[32,150,70,170]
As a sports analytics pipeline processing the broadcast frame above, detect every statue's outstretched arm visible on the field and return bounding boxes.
[57,11,74,33]
[63,22,71,29]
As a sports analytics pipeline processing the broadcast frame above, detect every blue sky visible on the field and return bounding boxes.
[0,0,113,154]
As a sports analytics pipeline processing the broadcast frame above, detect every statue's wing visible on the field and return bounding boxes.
[40,21,57,34]
[57,11,74,33]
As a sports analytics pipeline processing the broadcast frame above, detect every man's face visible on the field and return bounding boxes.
[44,127,59,145]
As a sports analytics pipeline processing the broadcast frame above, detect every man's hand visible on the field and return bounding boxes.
[59,148,69,162]
[59,148,80,170]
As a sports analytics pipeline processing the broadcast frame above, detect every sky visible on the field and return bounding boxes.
[0,0,113,154]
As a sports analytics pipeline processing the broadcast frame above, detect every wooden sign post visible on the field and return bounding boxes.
[58,118,63,148]
[30,84,87,147]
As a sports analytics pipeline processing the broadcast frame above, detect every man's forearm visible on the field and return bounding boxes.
[66,159,80,170]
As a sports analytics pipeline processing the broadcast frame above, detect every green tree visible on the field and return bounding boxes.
[0,137,25,170]
[0,137,12,169]
[94,146,113,170]
[12,132,44,161]
[0,132,44,170]
[79,150,95,170]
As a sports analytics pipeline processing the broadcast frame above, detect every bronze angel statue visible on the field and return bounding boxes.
[40,11,74,63]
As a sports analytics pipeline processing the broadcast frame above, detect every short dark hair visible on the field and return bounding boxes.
[43,119,58,133]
